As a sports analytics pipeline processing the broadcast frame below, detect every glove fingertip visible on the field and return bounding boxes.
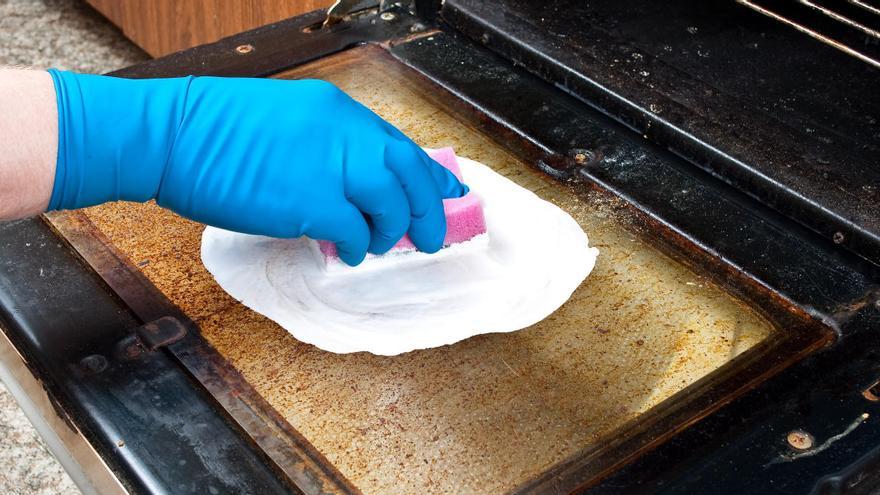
[368,236,396,256]
[427,159,468,200]
[337,243,368,267]
[326,204,371,267]
[408,217,446,254]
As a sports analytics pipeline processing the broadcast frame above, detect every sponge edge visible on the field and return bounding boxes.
[314,147,487,267]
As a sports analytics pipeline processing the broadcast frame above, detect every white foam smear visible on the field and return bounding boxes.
[201,155,599,355]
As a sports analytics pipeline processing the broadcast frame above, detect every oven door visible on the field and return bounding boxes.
[1,3,877,494]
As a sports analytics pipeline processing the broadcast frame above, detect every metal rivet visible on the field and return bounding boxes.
[235,44,254,55]
[79,354,108,375]
[786,430,814,450]
[380,12,396,21]
[833,232,845,244]
[117,439,125,448]
[571,149,595,165]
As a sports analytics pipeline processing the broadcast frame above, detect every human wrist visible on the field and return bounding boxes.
[0,69,58,219]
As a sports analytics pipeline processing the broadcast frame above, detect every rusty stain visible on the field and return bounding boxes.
[786,430,814,450]
[72,47,786,495]
[862,380,880,402]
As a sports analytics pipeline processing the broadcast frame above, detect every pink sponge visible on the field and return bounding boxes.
[317,147,486,264]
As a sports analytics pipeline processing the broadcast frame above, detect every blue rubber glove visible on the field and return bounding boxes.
[46,70,467,266]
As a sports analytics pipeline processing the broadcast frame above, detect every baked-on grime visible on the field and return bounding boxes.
[74,47,776,494]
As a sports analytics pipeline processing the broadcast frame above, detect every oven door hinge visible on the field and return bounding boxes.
[325,1,417,26]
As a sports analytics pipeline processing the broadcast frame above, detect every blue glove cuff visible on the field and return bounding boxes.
[46,69,193,211]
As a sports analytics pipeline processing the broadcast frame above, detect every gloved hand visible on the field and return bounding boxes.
[46,70,467,266]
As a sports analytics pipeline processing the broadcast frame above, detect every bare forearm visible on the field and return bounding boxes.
[0,69,57,220]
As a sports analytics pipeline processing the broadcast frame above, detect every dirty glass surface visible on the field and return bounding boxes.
[77,47,778,494]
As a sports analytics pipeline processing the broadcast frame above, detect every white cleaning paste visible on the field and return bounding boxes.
[201,155,599,355]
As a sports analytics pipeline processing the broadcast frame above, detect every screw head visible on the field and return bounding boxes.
[571,149,595,165]
[786,430,814,450]
[235,44,254,55]
[380,12,396,21]
[79,354,108,374]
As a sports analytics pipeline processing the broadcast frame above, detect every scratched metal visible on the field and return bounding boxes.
[80,47,775,494]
